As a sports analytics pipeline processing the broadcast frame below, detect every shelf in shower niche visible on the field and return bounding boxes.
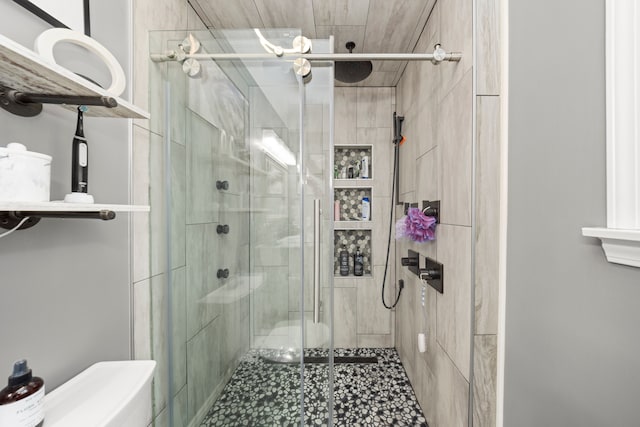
[334,145,373,180]
[334,221,372,230]
[334,179,374,188]
[334,274,373,281]
[0,34,149,119]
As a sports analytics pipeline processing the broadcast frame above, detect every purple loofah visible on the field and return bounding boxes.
[405,207,437,242]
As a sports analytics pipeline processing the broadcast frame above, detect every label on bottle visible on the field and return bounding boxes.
[0,386,45,427]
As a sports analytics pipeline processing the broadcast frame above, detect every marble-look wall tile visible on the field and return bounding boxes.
[415,87,439,158]
[133,211,151,284]
[355,127,392,194]
[133,279,151,360]
[473,335,497,427]
[150,132,166,278]
[416,148,439,205]
[186,112,219,225]
[432,343,470,427]
[395,257,417,378]
[131,124,150,278]
[436,225,472,380]
[477,0,500,95]
[220,291,250,375]
[357,334,392,348]
[335,87,357,144]
[186,317,222,421]
[356,87,393,129]
[150,268,187,417]
[290,245,321,316]
[220,194,250,279]
[397,108,417,197]
[357,266,392,335]
[186,224,221,340]
[152,384,189,427]
[438,71,473,226]
[475,96,500,334]
[414,282,438,412]
[172,268,188,391]
[133,0,188,126]
[171,142,186,269]
[334,287,357,347]
[253,266,289,336]
[150,274,168,417]
[438,0,473,102]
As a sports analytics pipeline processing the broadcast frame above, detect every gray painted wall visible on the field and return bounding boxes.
[0,1,132,390]
[505,0,640,426]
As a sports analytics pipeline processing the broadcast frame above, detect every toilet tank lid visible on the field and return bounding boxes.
[44,360,156,426]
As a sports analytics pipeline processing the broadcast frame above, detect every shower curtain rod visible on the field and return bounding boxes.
[150,51,462,63]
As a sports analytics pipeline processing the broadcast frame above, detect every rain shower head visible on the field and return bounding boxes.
[335,41,373,84]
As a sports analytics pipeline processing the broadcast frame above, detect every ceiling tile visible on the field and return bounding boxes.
[316,25,366,53]
[254,0,317,38]
[312,0,371,26]
[190,0,263,28]
[363,0,429,53]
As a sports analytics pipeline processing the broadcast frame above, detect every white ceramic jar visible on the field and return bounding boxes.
[0,143,52,202]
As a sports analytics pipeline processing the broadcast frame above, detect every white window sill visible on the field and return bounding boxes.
[582,227,640,268]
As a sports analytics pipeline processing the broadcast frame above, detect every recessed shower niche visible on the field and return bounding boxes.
[334,187,372,221]
[333,229,372,276]
[334,145,372,180]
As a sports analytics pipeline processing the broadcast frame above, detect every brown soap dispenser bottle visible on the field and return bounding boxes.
[0,360,45,427]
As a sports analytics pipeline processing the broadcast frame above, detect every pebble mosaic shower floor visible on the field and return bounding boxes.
[200,348,428,427]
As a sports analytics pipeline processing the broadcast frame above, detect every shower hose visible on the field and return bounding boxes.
[381,142,403,309]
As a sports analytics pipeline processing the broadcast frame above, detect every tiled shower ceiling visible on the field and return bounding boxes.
[187,0,436,86]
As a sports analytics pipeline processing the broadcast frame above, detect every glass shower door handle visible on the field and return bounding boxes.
[313,199,321,324]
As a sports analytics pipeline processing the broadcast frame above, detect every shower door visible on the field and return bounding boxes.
[150,28,334,426]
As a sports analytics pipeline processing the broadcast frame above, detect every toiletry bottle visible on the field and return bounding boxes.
[0,360,44,427]
[347,164,354,179]
[362,197,370,221]
[339,245,350,276]
[354,247,364,276]
[340,167,347,179]
[334,200,341,220]
[334,164,339,179]
[71,107,88,194]
[361,156,369,179]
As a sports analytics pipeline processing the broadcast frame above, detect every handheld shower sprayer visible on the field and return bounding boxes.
[393,112,405,145]
[382,112,406,309]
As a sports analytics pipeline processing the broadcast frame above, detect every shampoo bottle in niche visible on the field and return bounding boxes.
[361,197,370,221]
[64,106,94,204]
[0,360,44,427]
[361,156,369,179]
[354,247,364,276]
[339,245,350,276]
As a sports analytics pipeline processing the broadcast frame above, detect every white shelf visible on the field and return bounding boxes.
[334,220,373,230]
[0,201,149,213]
[582,227,640,268]
[334,179,373,188]
[334,274,373,280]
[0,34,149,119]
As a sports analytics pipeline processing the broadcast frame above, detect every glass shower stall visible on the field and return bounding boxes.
[149,28,335,426]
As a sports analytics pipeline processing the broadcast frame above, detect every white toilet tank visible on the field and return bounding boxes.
[43,360,156,427]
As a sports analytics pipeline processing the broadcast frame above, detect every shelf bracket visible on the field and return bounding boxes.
[0,85,117,117]
[0,210,116,230]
